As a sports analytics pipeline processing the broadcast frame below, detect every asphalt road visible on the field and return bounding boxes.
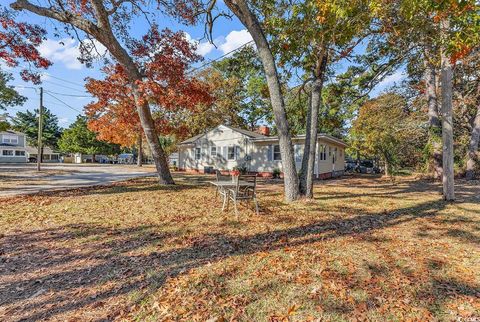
[0,163,157,197]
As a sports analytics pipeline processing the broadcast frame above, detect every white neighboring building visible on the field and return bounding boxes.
[178,125,347,178]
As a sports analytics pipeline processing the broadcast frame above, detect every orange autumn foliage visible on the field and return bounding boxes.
[85,27,213,147]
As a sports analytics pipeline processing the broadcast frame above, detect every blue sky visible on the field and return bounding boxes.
[4,1,403,128]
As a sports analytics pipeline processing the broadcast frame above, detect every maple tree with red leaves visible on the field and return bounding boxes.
[0,7,51,84]
[9,0,204,184]
[84,27,212,149]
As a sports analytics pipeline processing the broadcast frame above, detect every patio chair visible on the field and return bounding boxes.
[215,170,230,205]
[227,174,259,217]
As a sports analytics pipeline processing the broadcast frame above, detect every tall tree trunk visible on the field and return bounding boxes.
[465,101,480,180]
[440,19,455,201]
[299,51,328,198]
[40,145,43,163]
[423,52,443,179]
[224,0,299,201]
[384,157,390,177]
[11,0,174,185]
[137,133,143,167]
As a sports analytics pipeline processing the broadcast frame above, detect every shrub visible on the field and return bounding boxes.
[272,168,281,179]
[233,164,248,174]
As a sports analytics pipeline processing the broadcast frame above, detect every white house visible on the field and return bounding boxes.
[178,125,347,178]
[169,152,179,167]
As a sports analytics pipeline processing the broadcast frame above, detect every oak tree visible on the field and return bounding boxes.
[258,0,373,197]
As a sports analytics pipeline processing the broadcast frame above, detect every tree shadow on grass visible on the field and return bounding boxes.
[3,193,478,321]
[314,177,479,202]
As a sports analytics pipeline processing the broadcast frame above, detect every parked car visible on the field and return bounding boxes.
[345,161,357,173]
[356,160,381,174]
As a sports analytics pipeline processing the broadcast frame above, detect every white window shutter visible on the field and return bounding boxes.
[235,146,240,160]
[223,146,227,159]
[267,145,273,161]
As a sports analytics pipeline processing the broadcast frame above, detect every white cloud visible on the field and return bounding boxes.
[37,38,108,70]
[38,38,82,70]
[218,30,253,54]
[184,32,216,56]
[58,117,71,127]
[184,29,253,57]
[13,85,27,93]
[40,74,51,81]
[378,70,405,87]
[370,70,406,97]
[197,42,216,56]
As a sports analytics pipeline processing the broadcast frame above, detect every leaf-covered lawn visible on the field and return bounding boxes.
[0,174,479,321]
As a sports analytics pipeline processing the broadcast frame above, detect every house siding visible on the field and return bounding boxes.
[0,156,27,163]
[178,125,346,178]
[179,125,250,171]
[0,131,27,163]
[0,133,25,147]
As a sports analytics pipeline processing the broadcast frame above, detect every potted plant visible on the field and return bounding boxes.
[272,168,281,179]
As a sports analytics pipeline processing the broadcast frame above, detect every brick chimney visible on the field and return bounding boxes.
[256,126,270,136]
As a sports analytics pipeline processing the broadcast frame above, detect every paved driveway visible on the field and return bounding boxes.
[0,163,157,197]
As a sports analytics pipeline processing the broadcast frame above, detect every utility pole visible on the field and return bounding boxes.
[37,87,43,172]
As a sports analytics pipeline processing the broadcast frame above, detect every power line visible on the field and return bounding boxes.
[42,73,86,88]
[14,83,90,98]
[12,85,37,91]
[16,63,87,89]
[44,92,83,114]
[187,40,254,75]
[15,94,65,107]
[43,80,88,93]
[44,90,92,98]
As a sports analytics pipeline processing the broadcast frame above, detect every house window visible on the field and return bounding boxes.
[294,144,302,163]
[319,145,327,161]
[227,146,235,160]
[51,154,59,160]
[195,148,201,160]
[2,150,14,156]
[210,146,217,157]
[15,151,25,156]
[273,145,281,161]
[2,135,18,144]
